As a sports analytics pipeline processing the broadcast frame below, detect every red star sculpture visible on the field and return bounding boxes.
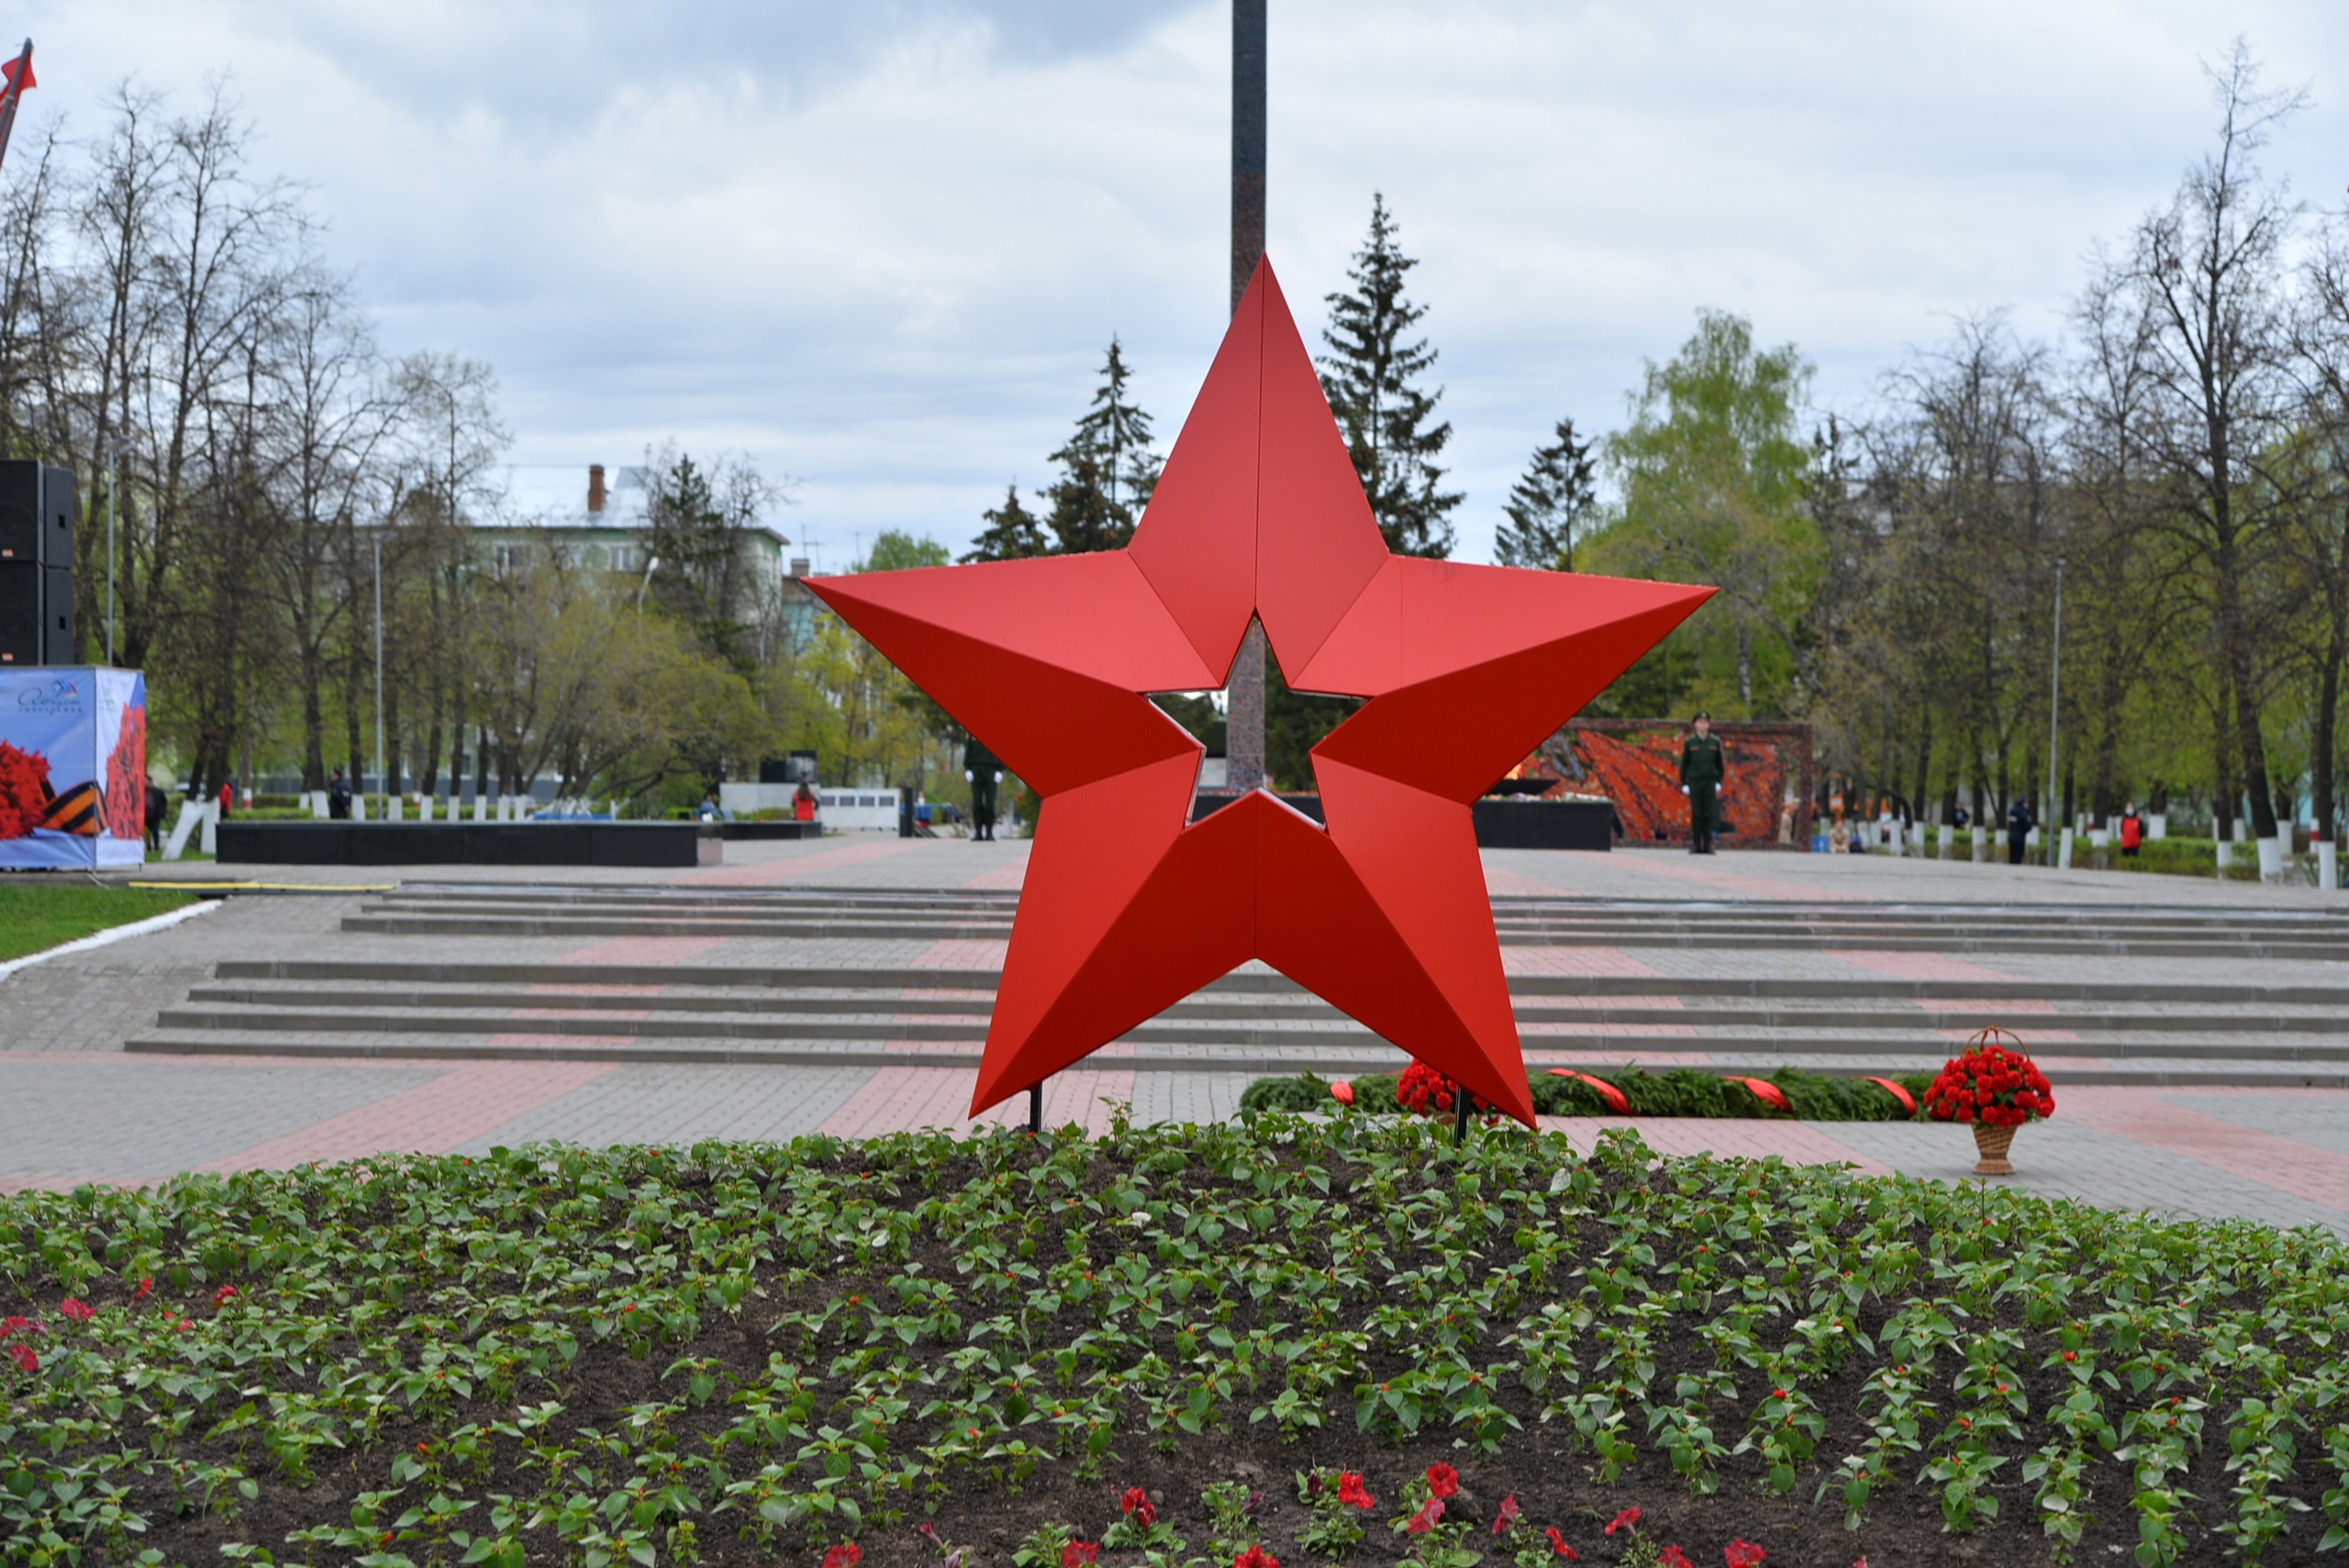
[807,261,1711,1123]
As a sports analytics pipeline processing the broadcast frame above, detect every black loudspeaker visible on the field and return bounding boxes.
[0,459,36,562]
[43,563,72,662]
[0,561,36,663]
[41,465,74,565]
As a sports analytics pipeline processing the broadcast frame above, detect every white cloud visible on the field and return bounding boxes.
[13,0,2349,564]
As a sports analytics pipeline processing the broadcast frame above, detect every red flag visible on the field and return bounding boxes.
[0,41,33,175]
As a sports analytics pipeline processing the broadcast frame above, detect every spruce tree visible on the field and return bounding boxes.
[961,483,1051,562]
[1496,417,1598,570]
[1041,337,1163,554]
[1319,195,1462,558]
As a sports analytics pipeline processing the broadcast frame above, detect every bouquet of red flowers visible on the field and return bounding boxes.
[1396,1061,1494,1118]
[1923,1029,2054,1129]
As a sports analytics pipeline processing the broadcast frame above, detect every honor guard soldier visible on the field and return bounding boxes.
[1678,711,1725,855]
[963,735,1002,842]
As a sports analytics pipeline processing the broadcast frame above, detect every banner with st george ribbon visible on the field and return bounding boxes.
[0,667,145,869]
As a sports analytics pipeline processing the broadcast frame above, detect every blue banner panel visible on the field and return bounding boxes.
[0,667,146,870]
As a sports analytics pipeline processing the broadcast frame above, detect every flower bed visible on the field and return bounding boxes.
[1241,1065,1932,1120]
[6,1117,2347,1567]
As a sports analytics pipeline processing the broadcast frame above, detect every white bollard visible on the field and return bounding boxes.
[1971,826,1987,862]
[2147,813,2167,840]
[2217,839,2233,872]
[2321,840,2340,892]
[386,795,403,822]
[2255,834,2283,883]
[199,799,218,856]
[1938,824,1954,858]
[2057,828,2074,870]
[473,793,488,823]
[309,790,328,819]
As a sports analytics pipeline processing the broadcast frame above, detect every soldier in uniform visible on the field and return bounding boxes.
[963,735,1002,842]
[1678,711,1725,855]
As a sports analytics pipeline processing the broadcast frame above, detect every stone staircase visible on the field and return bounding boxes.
[121,883,2349,1088]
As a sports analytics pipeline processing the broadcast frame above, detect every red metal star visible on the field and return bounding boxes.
[807,261,1710,1122]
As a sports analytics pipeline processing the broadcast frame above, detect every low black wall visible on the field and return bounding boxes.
[215,821,711,867]
[716,820,820,840]
[1187,792,1612,850]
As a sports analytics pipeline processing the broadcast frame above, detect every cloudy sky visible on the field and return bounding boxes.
[16,0,2349,565]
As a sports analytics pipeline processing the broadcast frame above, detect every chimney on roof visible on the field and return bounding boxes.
[587,464,607,515]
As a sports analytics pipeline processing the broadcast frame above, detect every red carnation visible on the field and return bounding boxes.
[1725,1542,1767,1568]
[58,1298,93,1323]
[1492,1494,1521,1535]
[1658,1549,1693,1568]
[6,1343,35,1373]
[1545,1529,1579,1561]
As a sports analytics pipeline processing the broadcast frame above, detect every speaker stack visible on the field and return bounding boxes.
[0,460,75,665]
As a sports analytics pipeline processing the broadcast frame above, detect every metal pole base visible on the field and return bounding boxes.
[1029,1082,1043,1135]
[1453,1091,1472,1147]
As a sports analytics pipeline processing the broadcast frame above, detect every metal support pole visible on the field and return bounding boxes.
[1453,1089,1471,1147]
[1028,1082,1043,1136]
[2045,556,2065,847]
[373,536,386,810]
[1222,0,1268,795]
[106,461,116,666]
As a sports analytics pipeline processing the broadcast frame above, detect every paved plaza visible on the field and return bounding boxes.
[4,835,2348,1238]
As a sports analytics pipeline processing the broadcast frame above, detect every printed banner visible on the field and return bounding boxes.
[1507,719,1815,848]
[0,667,146,870]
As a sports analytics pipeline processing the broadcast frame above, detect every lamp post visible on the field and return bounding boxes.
[373,534,386,816]
[2045,555,2065,848]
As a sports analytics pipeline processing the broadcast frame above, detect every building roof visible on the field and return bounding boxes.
[478,463,791,552]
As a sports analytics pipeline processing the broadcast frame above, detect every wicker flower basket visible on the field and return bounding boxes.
[1971,1121,2018,1175]
[1925,1027,2054,1177]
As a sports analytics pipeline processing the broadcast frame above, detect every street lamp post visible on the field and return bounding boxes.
[2045,555,2065,859]
[373,535,386,817]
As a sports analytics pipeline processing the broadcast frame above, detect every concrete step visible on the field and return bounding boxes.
[206,958,2349,1007]
[117,1029,2349,1088]
[178,982,2349,1037]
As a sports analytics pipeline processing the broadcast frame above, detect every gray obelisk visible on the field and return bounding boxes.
[1224,0,1268,794]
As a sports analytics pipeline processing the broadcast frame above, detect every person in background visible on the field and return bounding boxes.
[327,768,351,820]
[965,735,1002,844]
[2120,803,2143,858]
[143,778,167,853]
[1677,711,1724,855]
[1828,815,1852,854]
[792,780,818,823]
[2007,794,2035,866]
[217,776,236,821]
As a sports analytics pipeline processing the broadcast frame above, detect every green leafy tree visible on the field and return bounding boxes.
[1496,417,1598,570]
[1319,194,1461,558]
[858,529,949,572]
[1590,309,1820,717]
[962,483,1051,562]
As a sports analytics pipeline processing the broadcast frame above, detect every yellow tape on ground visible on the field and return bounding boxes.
[125,880,397,893]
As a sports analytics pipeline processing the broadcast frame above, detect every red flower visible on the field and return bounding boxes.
[1492,1493,1521,1535]
[1545,1529,1579,1562]
[1234,1550,1279,1568]
[212,1284,238,1308]
[1405,1499,1444,1535]
[1121,1487,1155,1525]
[1329,1079,1355,1106]
[822,1546,863,1568]
[1063,1543,1099,1568]
[59,1298,94,1323]
[0,740,50,840]
[1725,1542,1767,1568]
[1658,1549,1692,1568]
[1337,1473,1375,1510]
[130,1278,153,1305]
[1425,1463,1459,1499]
[1605,1508,1642,1537]
[6,1343,36,1373]
[0,1315,33,1337]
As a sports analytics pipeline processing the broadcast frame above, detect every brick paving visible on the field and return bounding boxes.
[5,840,2349,1237]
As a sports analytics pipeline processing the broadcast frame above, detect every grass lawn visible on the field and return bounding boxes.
[0,881,196,963]
[6,1116,2345,1568]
